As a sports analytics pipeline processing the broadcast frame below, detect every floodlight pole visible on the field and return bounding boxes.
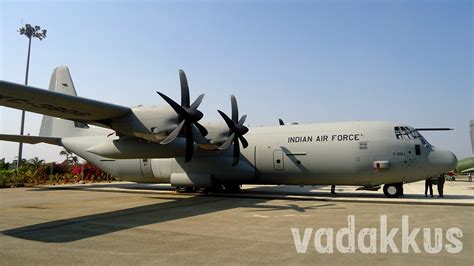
[17,24,46,169]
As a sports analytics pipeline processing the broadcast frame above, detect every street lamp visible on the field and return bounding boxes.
[16,24,47,169]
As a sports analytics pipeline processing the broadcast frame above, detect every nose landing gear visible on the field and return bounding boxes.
[383,183,404,198]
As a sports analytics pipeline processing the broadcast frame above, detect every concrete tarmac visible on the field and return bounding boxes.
[0,182,473,265]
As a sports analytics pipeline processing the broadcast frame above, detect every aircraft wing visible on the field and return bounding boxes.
[0,134,62,145]
[0,81,131,122]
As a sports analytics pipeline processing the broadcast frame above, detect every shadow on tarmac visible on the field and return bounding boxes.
[2,190,336,243]
[3,183,471,243]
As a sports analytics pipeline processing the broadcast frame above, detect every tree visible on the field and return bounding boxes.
[59,149,78,165]
[11,157,27,169]
[28,157,45,167]
[0,158,10,170]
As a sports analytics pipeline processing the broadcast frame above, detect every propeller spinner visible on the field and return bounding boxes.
[157,69,208,162]
[218,95,249,166]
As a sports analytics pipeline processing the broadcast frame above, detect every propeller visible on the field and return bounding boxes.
[217,95,249,166]
[157,69,208,162]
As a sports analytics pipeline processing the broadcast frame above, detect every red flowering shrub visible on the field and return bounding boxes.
[69,163,108,181]
[70,164,82,176]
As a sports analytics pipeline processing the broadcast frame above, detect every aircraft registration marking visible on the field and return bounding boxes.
[393,152,407,156]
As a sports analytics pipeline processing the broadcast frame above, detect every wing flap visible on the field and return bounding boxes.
[0,134,62,146]
[0,81,131,121]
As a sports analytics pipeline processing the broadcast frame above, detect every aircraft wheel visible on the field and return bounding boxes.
[223,184,241,193]
[195,187,211,194]
[383,183,402,198]
[209,183,224,192]
[175,186,195,193]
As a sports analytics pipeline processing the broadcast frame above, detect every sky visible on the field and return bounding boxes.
[0,0,472,162]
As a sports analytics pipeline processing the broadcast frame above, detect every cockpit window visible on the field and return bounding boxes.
[394,127,403,139]
[394,126,416,140]
[394,126,432,148]
[412,130,431,147]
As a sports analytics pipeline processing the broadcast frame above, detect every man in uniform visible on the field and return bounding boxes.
[425,177,433,197]
[437,174,446,197]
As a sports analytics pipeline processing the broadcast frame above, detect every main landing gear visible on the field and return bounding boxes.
[175,184,241,194]
[383,183,404,198]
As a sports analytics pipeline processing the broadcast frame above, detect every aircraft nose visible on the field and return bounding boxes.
[428,149,458,174]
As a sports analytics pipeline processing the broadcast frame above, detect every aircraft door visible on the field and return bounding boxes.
[273,150,284,170]
[140,158,154,178]
[405,144,419,169]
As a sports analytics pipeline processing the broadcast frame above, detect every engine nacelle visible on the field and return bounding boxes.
[86,137,186,159]
[110,105,178,143]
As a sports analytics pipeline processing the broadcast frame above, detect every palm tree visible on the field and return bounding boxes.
[12,157,27,169]
[0,158,10,170]
[59,149,78,165]
[28,157,45,167]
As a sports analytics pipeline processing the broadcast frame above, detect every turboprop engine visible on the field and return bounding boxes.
[104,70,209,162]
[86,137,187,159]
[84,71,250,162]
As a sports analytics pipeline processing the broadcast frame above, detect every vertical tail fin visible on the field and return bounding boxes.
[39,66,89,138]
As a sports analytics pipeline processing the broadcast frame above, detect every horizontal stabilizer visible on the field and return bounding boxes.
[0,134,62,146]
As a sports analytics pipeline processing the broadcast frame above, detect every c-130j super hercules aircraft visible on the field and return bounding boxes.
[0,66,457,198]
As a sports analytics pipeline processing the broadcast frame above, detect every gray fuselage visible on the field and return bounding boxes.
[61,121,457,187]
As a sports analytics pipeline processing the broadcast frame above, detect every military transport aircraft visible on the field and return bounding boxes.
[0,66,457,197]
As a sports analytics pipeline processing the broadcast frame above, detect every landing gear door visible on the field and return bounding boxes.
[140,158,154,178]
[273,150,284,170]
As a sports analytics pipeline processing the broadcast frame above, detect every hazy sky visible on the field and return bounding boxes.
[1,0,472,162]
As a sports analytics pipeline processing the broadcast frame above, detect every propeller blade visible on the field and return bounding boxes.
[232,138,240,166]
[219,133,235,150]
[184,123,194,162]
[238,115,247,126]
[158,70,208,163]
[218,95,249,166]
[231,95,238,123]
[238,135,248,149]
[179,70,190,107]
[157,91,187,117]
[218,110,235,130]
[194,122,208,136]
[191,124,209,144]
[161,120,185,144]
[190,94,205,110]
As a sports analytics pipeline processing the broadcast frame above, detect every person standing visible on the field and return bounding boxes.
[425,178,433,197]
[469,173,472,182]
[437,174,446,197]
[331,185,336,195]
